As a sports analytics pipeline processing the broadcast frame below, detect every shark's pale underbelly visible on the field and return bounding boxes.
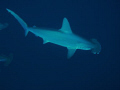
[39,32,94,50]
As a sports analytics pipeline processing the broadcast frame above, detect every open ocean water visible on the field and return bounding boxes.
[0,0,120,90]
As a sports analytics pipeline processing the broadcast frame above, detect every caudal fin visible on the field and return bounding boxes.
[4,53,13,66]
[6,9,29,36]
[91,39,101,54]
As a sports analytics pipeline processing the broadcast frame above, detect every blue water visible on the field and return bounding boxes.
[0,0,120,90]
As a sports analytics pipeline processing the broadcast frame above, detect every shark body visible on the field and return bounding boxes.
[6,9,101,58]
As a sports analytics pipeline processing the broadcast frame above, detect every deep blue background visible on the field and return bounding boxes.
[0,0,120,90]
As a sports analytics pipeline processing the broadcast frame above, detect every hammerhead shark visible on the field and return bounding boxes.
[6,9,101,59]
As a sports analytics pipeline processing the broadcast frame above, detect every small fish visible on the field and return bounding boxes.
[0,23,8,30]
[0,53,13,66]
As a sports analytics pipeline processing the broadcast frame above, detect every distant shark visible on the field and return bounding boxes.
[6,9,101,59]
[0,23,8,30]
[0,53,13,66]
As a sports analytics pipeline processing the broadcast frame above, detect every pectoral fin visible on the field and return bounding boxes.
[67,48,76,59]
[43,39,49,44]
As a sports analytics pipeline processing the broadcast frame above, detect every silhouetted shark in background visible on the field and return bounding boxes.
[0,23,8,30]
[0,53,13,66]
[6,9,101,59]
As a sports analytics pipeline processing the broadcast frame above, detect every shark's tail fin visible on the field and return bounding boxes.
[91,39,101,54]
[6,9,29,36]
[4,53,13,66]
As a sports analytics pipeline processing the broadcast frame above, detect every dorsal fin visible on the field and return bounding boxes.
[59,18,72,34]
